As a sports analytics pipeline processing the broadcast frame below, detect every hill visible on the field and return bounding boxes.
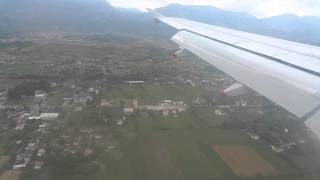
[0,1,319,45]
[156,4,320,45]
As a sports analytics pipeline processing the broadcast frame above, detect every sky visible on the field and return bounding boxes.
[107,0,320,18]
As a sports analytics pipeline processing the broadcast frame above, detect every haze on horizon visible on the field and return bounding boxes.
[108,0,320,18]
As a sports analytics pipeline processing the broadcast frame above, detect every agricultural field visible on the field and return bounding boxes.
[213,145,279,177]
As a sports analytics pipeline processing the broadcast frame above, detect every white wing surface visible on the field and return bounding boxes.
[149,10,320,138]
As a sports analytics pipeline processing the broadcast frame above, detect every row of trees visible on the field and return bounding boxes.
[7,80,50,100]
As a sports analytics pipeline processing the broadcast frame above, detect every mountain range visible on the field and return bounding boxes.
[157,4,320,45]
[0,0,319,45]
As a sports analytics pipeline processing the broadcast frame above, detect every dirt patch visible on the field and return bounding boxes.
[0,170,22,180]
[0,156,10,168]
[213,145,279,177]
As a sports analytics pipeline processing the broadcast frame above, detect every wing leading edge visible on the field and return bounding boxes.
[149,9,320,138]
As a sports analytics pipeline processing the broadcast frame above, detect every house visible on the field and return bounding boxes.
[88,88,99,94]
[124,81,144,85]
[132,99,139,108]
[162,110,169,116]
[39,113,59,120]
[34,161,44,170]
[214,110,224,116]
[28,116,39,120]
[13,163,27,170]
[117,120,125,126]
[35,94,48,99]
[271,145,284,153]
[163,100,172,104]
[124,108,134,114]
[247,132,260,140]
[37,149,46,157]
[100,99,114,107]
[34,90,48,99]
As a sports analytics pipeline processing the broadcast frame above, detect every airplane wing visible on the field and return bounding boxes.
[149,9,320,138]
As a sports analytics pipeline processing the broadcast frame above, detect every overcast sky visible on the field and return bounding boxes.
[108,0,320,18]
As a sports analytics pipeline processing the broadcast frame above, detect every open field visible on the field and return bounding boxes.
[213,145,279,177]
[0,171,21,180]
[100,84,209,105]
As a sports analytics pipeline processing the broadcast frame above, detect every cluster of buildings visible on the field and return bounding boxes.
[11,111,57,170]
[0,88,62,172]
[62,87,98,109]
[13,142,36,169]
[124,99,187,117]
[147,100,187,116]
[13,140,46,170]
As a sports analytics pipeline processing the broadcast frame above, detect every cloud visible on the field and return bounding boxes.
[107,0,320,17]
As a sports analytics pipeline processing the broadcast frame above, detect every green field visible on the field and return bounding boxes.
[100,84,208,105]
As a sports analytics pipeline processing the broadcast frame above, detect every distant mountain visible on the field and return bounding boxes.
[116,7,143,13]
[157,4,261,31]
[263,14,320,31]
[0,0,117,35]
[156,4,320,45]
[0,1,319,45]
[0,0,173,38]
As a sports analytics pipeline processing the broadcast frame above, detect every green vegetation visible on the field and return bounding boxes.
[47,88,74,106]
[0,145,5,156]
[100,84,207,104]
[0,64,42,74]
[7,80,50,100]
[0,41,34,49]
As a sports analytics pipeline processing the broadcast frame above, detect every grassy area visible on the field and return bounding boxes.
[47,88,74,106]
[100,84,208,105]
[0,145,6,156]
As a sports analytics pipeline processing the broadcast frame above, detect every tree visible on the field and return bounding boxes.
[7,80,50,100]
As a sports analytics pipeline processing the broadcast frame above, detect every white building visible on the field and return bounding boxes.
[124,108,134,114]
[124,81,144,85]
[35,94,48,99]
[214,110,224,116]
[37,149,46,157]
[39,113,59,120]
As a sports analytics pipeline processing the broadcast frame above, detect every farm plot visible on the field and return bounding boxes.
[0,171,21,180]
[213,145,279,177]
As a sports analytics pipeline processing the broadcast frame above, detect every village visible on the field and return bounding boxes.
[0,75,315,177]
[0,34,319,180]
